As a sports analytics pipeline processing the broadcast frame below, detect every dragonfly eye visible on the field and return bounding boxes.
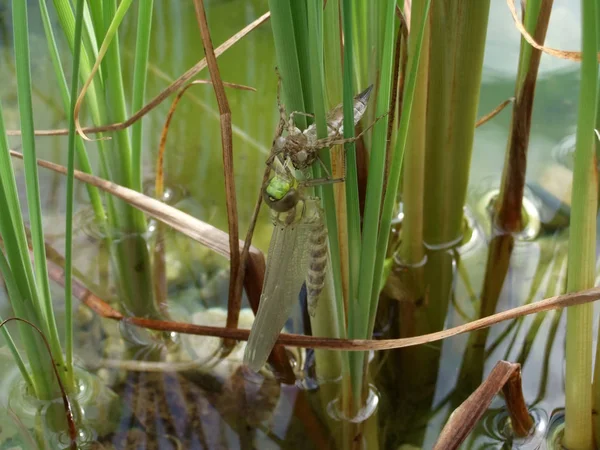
[263,188,299,213]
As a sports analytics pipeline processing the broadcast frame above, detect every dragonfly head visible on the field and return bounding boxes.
[263,175,300,212]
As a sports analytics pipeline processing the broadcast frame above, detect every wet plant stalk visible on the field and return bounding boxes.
[495,0,553,232]
[564,0,598,447]
[397,0,429,296]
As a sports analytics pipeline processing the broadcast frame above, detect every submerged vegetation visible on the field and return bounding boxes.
[0,0,597,449]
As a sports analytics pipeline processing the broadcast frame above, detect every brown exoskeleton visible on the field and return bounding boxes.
[265,71,377,185]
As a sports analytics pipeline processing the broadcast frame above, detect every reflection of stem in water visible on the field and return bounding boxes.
[483,232,565,360]
[504,236,566,365]
[512,270,565,366]
[455,229,565,406]
[484,317,518,359]
[452,248,477,322]
[533,308,563,406]
[453,233,515,403]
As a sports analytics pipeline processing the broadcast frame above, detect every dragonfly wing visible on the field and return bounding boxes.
[243,218,311,372]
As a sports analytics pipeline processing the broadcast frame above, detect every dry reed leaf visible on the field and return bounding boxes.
[433,361,532,450]
[475,98,515,128]
[507,0,598,62]
[12,150,600,352]
[9,150,244,259]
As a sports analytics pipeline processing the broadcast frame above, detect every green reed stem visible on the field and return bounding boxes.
[38,0,105,222]
[306,0,345,340]
[62,0,86,386]
[131,0,155,193]
[564,2,598,448]
[397,0,429,274]
[350,0,397,404]
[267,0,307,127]
[340,0,361,331]
[0,251,32,388]
[371,0,431,332]
[12,0,66,382]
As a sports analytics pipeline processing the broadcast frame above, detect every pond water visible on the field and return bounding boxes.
[0,0,594,449]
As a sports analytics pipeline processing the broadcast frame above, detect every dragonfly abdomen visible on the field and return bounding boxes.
[306,219,327,316]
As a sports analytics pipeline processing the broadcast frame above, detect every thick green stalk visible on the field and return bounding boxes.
[397,0,429,283]
[564,1,598,447]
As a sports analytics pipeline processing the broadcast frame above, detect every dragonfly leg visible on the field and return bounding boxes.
[299,155,345,187]
[286,111,314,137]
[275,67,288,129]
[299,176,345,188]
[289,111,315,123]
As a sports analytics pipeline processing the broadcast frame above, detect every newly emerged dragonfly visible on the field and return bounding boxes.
[243,81,374,372]
[243,170,327,372]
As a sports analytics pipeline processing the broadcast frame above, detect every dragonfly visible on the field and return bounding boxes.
[243,79,375,372]
[243,169,327,372]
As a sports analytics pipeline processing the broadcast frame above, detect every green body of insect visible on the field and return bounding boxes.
[244,172,327,372]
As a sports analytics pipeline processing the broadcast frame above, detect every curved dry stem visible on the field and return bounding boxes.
[475,97,515,128]
[0,318,77,448]
[507,0,599,62]
[192,0,241,342]
[70,270,600,352]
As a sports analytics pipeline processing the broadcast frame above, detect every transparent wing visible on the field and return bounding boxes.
[303,85,373,141]
[243,217,312,371]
